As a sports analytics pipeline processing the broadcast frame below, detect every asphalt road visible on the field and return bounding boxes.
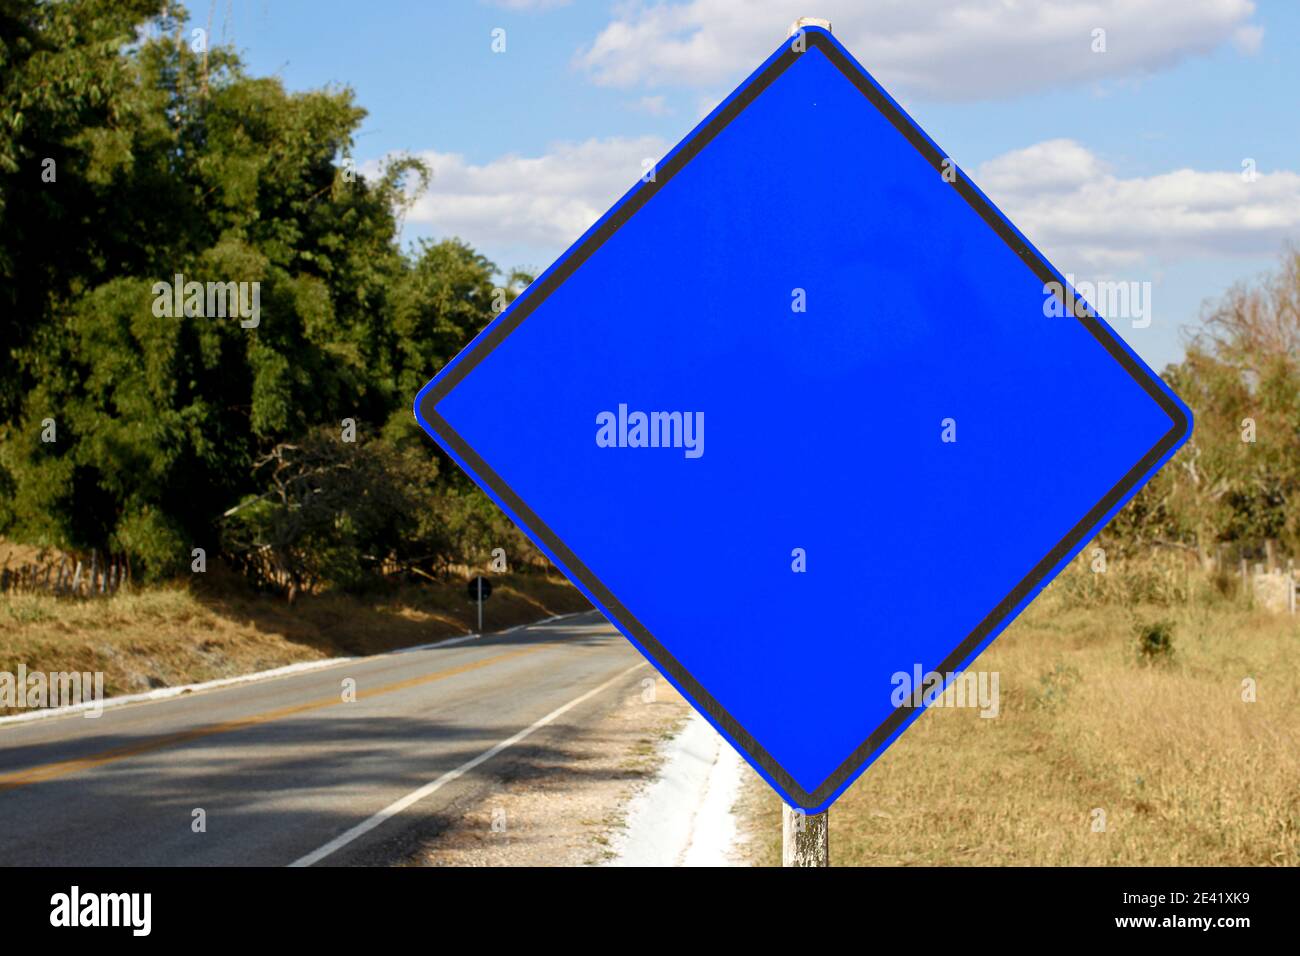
[0,611,646,866]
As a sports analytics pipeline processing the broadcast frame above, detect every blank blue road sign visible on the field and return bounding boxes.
[414,27,1191,812]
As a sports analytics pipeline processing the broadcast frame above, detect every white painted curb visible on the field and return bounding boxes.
[606,710,747,867]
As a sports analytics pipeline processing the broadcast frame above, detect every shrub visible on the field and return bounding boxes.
[1132,618,1176,664]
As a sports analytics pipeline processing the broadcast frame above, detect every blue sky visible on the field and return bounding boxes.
[196,0,1299,372]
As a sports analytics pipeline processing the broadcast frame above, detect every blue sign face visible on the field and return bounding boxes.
[415,27,1191,812]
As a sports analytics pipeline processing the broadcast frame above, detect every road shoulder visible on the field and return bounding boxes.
[605,708,751,867]
[403,675,709,866]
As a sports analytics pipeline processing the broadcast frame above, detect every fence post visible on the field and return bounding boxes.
[1290,558,1297,616]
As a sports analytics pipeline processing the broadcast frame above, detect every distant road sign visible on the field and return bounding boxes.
[467,576,492,602]
[415,26,1190,812]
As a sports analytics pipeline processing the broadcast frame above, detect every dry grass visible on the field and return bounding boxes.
[741,557,1300,866]
[0,566,590,710]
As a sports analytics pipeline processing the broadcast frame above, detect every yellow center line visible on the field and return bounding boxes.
[0,641,555,794]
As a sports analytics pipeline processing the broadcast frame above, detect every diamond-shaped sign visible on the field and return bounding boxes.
[414,27,1191,812]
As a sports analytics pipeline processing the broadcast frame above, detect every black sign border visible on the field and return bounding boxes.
[418,30,1190,809]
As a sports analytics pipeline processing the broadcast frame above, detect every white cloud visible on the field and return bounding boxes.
[1232,23,1265,54]
[631,94,672,116]
[380,136,1300,276]
[974,139,1300,269]
[576,0,1260,101]
[398,137,668,249]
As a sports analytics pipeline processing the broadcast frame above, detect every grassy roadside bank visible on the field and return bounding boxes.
[0,567,590,714]
[738,563,1300,866]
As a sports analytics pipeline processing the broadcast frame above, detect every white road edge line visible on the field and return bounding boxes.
[0,610,593,727]
[0,656,355,727]
[288,660,647,868]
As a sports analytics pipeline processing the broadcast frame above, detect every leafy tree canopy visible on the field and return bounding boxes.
[0,2,523,580]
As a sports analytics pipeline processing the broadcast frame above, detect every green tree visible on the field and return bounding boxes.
[1109,249,1300,562]
[0,2,421,574]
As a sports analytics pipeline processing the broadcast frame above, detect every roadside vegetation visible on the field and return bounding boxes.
[740,554,1300,866]
[0,2,535,592]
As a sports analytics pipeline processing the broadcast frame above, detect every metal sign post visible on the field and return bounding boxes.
[783,804,829,867]
[782,15,834,870]
[467,575,492,634]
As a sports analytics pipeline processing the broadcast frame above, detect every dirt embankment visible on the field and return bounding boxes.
[0,560,590,710]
